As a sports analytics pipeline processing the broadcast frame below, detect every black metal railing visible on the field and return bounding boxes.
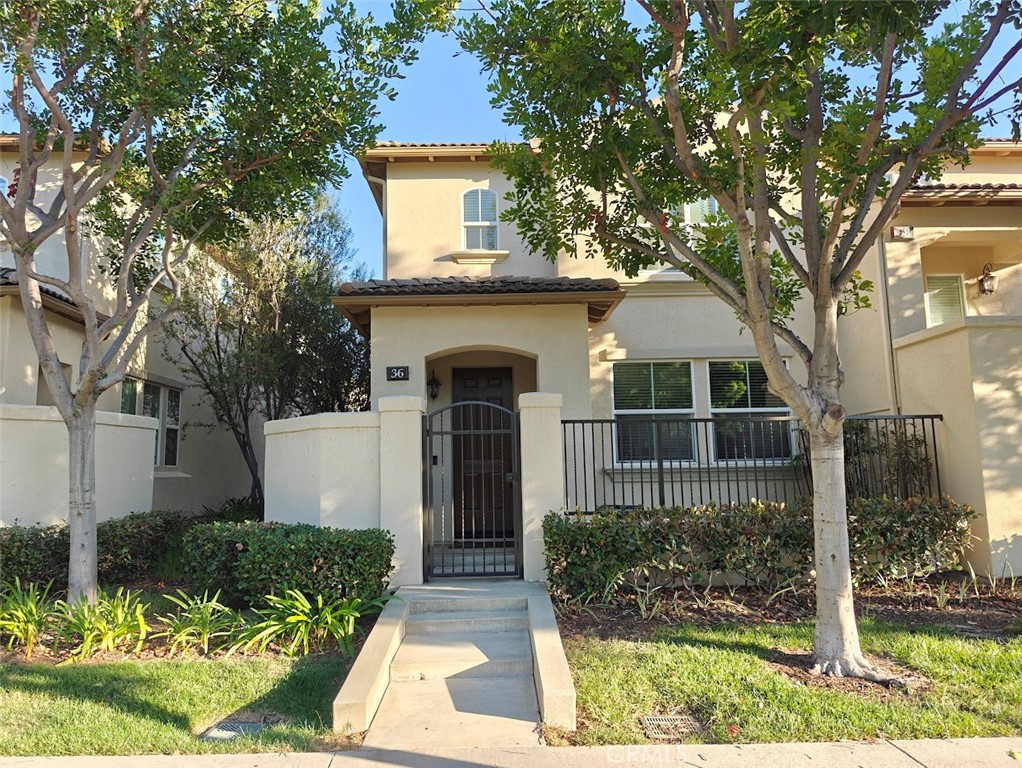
[562,414,943,513]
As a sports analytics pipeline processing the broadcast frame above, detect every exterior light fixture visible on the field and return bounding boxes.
[979,263,999,295]
[427,370,442,401]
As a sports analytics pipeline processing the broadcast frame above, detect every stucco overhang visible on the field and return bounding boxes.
[358,141,538,213]
[333,275,625,335]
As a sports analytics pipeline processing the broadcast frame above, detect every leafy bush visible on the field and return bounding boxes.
[233,589,390,657]
[0,510,198,588]
[847,496,975,582]
[544,496,975,602]
[0,578,59,658]
[183,522,395,606]
[157,590,241,656]
[56,588,151,660]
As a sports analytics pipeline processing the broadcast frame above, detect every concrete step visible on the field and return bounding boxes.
[408,596,528,614]
[404,609,529,635]
[390,630,533,681]
[361,675,542,749]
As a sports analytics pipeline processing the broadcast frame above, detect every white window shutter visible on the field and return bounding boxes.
[925,276,965,327]
[480,190,497,221]
[464,190,480,222]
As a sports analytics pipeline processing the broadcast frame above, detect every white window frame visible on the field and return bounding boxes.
[121,377,182,468]
[461,188,499,251]
[923,273,966,328]
[707,359,794,466]
[611,361,697,466]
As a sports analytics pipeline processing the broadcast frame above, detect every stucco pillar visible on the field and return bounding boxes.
[379,396,425,587]
[518,392,564,582]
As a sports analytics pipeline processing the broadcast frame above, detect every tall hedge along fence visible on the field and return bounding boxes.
[0,509,195,587]
[543,496,975,602]
[183,522,395,606]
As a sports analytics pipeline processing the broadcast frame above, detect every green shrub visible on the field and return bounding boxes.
[544,496,975,602]
[56,587,151,660]
[182,522,395,606]
[232,589,390,657]
[157,589,241,656]
[847,496,976,582]
[0,578,59,658]
[0,510,198,588]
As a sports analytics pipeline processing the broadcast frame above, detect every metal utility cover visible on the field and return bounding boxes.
[199,721,269,741]
[640,714,702,741]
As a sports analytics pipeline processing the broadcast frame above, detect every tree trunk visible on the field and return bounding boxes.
[67,402,99,605]
[808,423,878,677]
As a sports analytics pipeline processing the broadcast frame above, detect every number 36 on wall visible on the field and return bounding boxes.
[386,366,410,381]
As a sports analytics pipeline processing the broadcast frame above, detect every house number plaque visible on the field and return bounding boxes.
[386,366,410,381]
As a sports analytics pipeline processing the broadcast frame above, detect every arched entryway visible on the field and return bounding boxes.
[422,348,536,579]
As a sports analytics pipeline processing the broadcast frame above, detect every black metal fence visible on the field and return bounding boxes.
[562,414,943,513]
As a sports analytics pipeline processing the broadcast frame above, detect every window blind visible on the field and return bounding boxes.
[926,275,965,326]
[613,362,693,411]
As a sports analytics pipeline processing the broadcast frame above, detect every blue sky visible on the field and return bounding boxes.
[333,19,521,278]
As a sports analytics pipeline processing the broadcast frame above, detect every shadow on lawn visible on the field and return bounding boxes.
[0,654,351,738]
[652,618,954,664]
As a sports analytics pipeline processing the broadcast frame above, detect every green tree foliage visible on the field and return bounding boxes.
[164,200,369,510]
[0,0,447,602]
[459,0,1021,676]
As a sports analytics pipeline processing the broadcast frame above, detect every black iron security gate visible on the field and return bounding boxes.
[423,401,522,579]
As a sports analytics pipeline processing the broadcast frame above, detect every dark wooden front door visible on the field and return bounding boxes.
[452,367,514,539]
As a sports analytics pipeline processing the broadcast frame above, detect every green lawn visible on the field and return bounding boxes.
[0,655,351,755]
[565,619,1022,745]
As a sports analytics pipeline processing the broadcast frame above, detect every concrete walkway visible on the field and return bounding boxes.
[361,580,550,750]
[3,739,1021,768]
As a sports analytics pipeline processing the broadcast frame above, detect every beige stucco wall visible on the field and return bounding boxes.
[0,296,256,513]
[894,318,1022,576]
[0,404,156,527]
[370,304,593,419]
[265,411,382,531]
[0,296,120,412]
[384,162,556,280]
[0,154,117,317]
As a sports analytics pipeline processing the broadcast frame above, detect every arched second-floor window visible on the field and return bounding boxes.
[462,188,498,250]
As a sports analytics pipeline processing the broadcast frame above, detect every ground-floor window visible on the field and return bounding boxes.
[612,361,695,462]
[121,378,182,467]
[611,358,792,464]
[709,359,792,462]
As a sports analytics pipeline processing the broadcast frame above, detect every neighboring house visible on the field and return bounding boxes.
[264,139,1021,586]
[0,136,257,526]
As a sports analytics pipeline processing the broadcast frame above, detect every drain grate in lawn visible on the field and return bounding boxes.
[640,714,703,741]
[199,722,270,742]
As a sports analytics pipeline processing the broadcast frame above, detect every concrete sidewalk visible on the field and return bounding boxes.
[2,739,1021,768]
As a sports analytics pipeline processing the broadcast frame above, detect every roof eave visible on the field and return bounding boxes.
[332,289,627,336]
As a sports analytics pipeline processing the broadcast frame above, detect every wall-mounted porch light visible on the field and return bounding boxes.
[427,370,442,401]
[979,263,999,295]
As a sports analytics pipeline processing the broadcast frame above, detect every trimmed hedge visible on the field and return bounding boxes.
[0,510,197,587]
[544,496,975,602]
[182,522,394,606]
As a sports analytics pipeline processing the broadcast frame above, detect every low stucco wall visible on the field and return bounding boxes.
[0,404,156,527]
[894,317,1022,576]
[264,411,382,530]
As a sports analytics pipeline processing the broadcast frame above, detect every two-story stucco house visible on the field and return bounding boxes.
[264,139,1022,587]
[0,136,257,526]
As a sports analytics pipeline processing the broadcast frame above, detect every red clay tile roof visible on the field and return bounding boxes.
[338,275,621,296]
[909,182,1022,191]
